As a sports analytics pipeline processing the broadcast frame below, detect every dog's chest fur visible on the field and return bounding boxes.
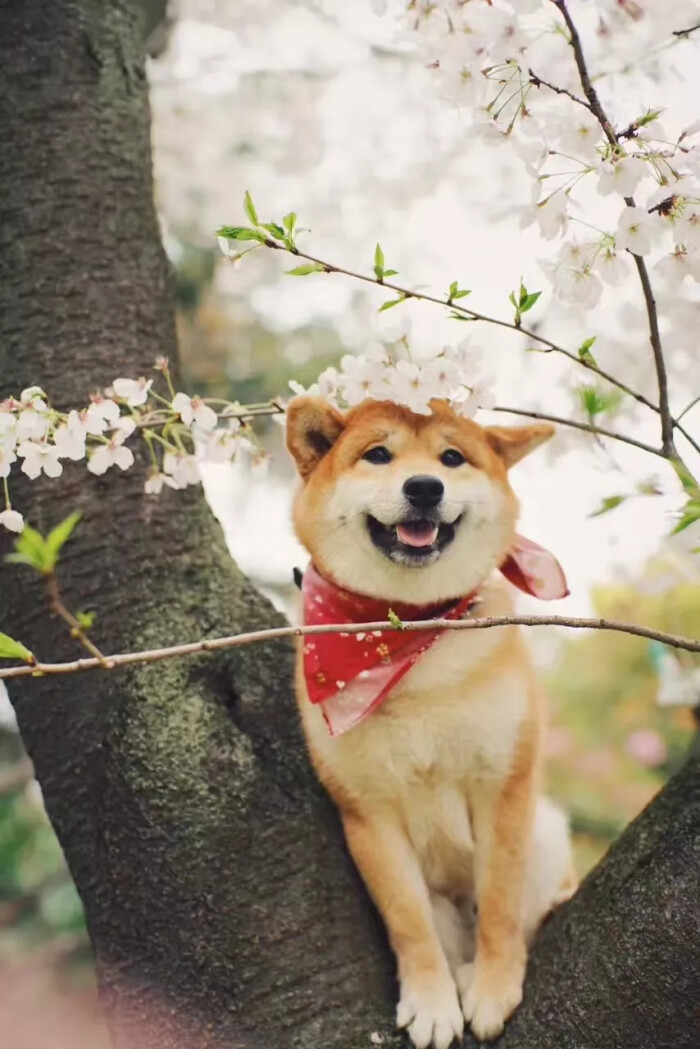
[299,580,535,894]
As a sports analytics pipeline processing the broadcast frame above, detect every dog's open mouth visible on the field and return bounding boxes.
[366,515,460,565]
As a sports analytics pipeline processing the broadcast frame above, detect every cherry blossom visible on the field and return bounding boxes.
[533,191,569,241]
[338,355,388,406]
[86,397,121,436]
[615,206,658,256]
[673,205,700,252]
[163,450,201,488]
[202,426,242,463]
[113,377,154,407]
[654,249,700,286]
[597,155,647,197]
[453,378,497,419]
[16,392,50,440]
[0,446,17,479]
[172,392,218,432]
[144,471,179,495]
[596,246,630,286]
[17,441,63,480]
[386,359,432,415]
[54,410,88,461]
[0,508,24,533]
[87,420,136,476]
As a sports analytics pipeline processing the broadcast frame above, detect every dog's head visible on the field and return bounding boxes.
[286,397,553,605]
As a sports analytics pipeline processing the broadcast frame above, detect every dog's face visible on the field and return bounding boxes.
[287,397,553,604]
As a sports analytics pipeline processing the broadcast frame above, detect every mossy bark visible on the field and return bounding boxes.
[0,3,697,1048]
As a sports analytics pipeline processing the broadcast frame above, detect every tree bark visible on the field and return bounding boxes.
[0,3,697,1049]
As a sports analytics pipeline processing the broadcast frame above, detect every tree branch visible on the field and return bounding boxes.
[678,395,700,422]
[491,405,663,457]
[552,0,679,459]
[261,239,660,416]
[1,612,697,682]
[528,68,591,112]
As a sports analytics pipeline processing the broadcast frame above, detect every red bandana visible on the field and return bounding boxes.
[302,534,568,736]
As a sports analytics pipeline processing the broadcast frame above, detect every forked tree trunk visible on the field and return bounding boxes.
[0,3,698,1048]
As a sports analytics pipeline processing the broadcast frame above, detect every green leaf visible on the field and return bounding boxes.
[243,190,258,225]
[286,262,326,276]
[261,222,286,240]
[508,291,518,309]
[520,291,541,313]
[378,295,406,312]
[636,477,663,497]
[589,494,627,518]
[578,336,598,366]
[282,211,297,233]
[448,280,471,301]
[44,511,81,568]
[579,385,608,419]
[387,609,404,629]
[383,269,399,277]
[216,225,265,243]
[374,243,385,280]
[672,499,700,534]
[0,632,34,663]
[76,610,96,630]
[6,524,50,573]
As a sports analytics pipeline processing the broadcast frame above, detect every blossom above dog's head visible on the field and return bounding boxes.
[287,342,496,419]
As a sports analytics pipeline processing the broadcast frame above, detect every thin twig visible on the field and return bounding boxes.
[491,405,662,457]
[1,613,698,682]
[673,23,700,38]
[263,239,659,415]
[678,395,700,422]
[46,572,108,664]
[528,68,591,111]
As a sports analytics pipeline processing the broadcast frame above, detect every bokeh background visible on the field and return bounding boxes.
[2,1,699,1044]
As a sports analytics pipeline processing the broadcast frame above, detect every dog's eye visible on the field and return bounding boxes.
[440,448,467,468]
[362,446,392,464]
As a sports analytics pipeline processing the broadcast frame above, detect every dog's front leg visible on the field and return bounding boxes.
[342,810,463,1049]
[460,765,535,1042]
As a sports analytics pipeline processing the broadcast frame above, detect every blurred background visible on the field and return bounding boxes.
[1,0,699,1044]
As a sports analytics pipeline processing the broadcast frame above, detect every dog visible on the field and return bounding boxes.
[286,396,576,1048]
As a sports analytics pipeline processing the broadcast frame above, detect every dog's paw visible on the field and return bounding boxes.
[460,966,523,1042]
[397,971,464,1049]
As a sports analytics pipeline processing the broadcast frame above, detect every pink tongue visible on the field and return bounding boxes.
[396,522,439,548]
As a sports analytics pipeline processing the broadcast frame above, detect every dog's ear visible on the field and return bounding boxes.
[485,423,554,468]
[286,396,346,480]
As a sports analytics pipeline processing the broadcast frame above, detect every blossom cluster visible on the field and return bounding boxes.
[0,364,268,534]
[401,0,700,307]
[289,339,496,417]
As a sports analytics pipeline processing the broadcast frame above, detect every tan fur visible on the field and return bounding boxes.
[287,398,575,1048]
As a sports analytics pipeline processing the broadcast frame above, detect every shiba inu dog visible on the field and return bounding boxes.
[286,396,575,1048]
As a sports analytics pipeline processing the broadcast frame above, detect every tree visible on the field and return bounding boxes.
[0,2,698,1048]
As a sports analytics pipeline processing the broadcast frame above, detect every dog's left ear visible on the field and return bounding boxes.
[485,423,554,468]
[286,396,346,480]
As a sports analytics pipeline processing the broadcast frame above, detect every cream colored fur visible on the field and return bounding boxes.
[287,398,576,1048]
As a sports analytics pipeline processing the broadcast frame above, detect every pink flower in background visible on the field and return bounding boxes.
[624,729,667,768]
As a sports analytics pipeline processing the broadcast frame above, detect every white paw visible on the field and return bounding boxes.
[461,971,523,1042]
[397,972,464,1049]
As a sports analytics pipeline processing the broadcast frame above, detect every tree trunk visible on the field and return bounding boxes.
[0,3,697,1048]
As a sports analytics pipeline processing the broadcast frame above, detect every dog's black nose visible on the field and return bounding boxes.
[403,474,444,509]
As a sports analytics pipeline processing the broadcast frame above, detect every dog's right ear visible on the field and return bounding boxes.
[286,396,346,480]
